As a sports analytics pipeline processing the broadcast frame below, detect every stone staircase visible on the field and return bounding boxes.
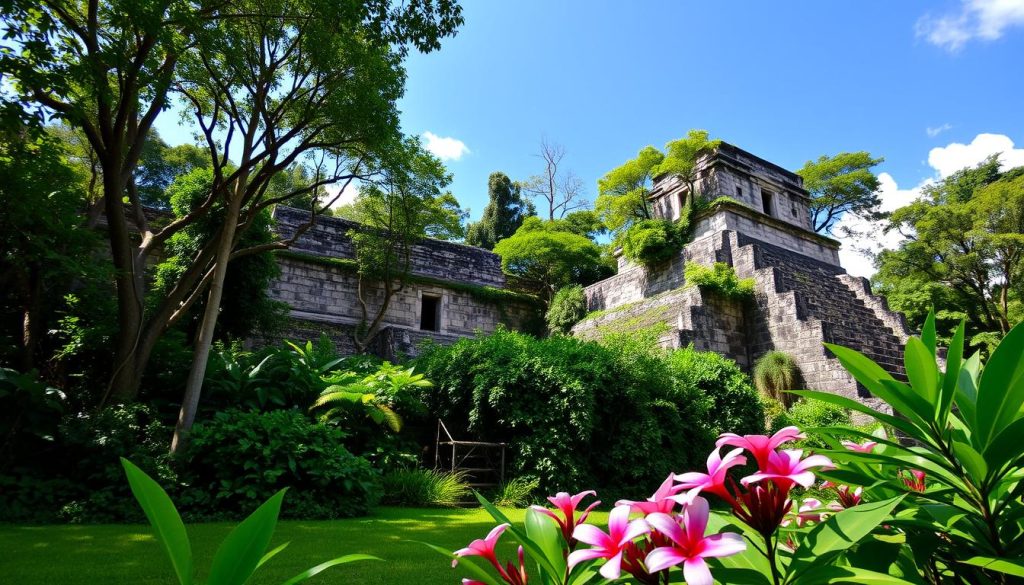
[732,232,910,401]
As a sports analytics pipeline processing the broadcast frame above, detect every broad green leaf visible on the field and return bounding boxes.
[985,417,1024,473]
[956,351,982,430]
[921,311,937,357]
[706,513,774,577]
[278,554,379,585]
[938,320,967,424]
[789,495,904,574]
[824,343,932,427]
[121,458,193,585]
[708,567,772,585]
[951,438,987,481]
[904,337,940,410]
[961,556,1024,578]
[418,541,501,585]
[975,320,1024,448]
[207,489,287,585]
[525,508,566,579]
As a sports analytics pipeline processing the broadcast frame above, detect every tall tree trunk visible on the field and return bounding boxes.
[101,156,149,405]
[170,192,242,453]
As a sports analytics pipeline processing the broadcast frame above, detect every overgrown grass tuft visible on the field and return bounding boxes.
[494,477,539,508]
[382,468,471,507]
[753,350,801,407]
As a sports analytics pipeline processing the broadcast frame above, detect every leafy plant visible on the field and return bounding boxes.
[121,458,376,585]
[178,409,381,519]
[795,311,1024,583]
[494,477,540,508]
[545,285,588,334]
[0,367,66,467]
[684,262,755,301]
[752,351,801,407]
[381,468,470,507]
[619,217,689,266]
[312,361,432,432]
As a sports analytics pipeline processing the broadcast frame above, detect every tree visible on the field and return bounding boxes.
[342,140,460,353]
[874,157,1024,343]
[493,217,609,303]
[1,0,463,412]
[797,151,885,234]
[465,172,535,249]
[169,0,463,451]
[595,146,664,237]
[0,129,99,370]
[522,138,587,220]
[657,129,722,206]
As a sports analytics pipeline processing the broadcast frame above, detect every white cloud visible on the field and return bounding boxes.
[916,0,1024,51]
[926,123,953,138]
[421,131,469,161]
[928,133,1024,178]
[833,132,1024,277]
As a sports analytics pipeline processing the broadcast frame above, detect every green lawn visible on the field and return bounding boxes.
[0,506,609,584]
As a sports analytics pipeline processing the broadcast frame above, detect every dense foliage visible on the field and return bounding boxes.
[466,172,536,249]
[797,151,885,234]
[179,409,381,519]
[415,329,763,498]
[545,285,588,334]
[684,262,756,300]
[619,217,691,266]
[381,469,470,507]
[874,157,1024,347]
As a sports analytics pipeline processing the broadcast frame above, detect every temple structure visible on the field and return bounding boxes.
[572,143,910,402]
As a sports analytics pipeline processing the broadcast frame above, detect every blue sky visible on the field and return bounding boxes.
[155,0,1024,274]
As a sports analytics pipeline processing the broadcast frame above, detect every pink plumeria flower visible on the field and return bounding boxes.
[617,474,679,515]
[674,447,747,501]
[568,504,651,579]
[782,498,825,528]
[644,496,747,585]
[453,523,509,569]
[717,426,805,470]
[841,440,878,453]
[901,469,927,492]
[830,485,863,510]
[531,490,600,542]
[741,449,833,490]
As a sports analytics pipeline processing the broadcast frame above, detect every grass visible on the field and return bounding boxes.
[0,506,609,584]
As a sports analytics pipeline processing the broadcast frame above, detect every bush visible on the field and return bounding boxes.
[546,285,588,334]
[684,262,755,300]
[57,403,176,523]
[666,345,765,438]
[620,218,689,265]
[179,409,381,519]
[415,329,735,498]
[752,350,801,407]
[381,468,470,507]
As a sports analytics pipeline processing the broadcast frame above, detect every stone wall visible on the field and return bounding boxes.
[262,206,541,357]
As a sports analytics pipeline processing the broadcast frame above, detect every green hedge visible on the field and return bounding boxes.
[414,329,763,499]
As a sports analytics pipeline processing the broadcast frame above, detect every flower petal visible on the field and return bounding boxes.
[567,547,608,568]
[599,551,623,580]
[645,513,685,546]
[700,532,747,558]
[620,518,651,545]
[573,523,611,548]
[644,547,686,573]
[683,556,714,585]
[682,495,710,539]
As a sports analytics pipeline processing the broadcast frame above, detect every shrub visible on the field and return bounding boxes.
[752,350,801,406]
[179,409,381,519]
[619,218,688,265]
[684,262,755,300]
[494,476,540,507]
[57,403,176,522]
[769,398,851,451]
[665,345,765,438]
[545,285,588,334]
[381,468,470,507]
[415,329,726,498]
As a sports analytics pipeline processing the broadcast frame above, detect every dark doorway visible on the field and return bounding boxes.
[420,295,441,331]
[761,191,774,217]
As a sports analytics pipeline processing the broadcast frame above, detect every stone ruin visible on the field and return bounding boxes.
[263,142,910,405]
[571,142,911,403]
[262,206,540,359]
